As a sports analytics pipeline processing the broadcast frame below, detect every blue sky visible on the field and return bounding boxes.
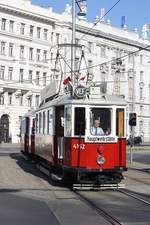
[32,0,150,32]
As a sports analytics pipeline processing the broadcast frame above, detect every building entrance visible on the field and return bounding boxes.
[0,114,9,143]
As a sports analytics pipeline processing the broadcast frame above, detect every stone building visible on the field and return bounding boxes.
[0,0,150,142]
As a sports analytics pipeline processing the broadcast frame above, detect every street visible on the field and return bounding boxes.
[0,145,149,225]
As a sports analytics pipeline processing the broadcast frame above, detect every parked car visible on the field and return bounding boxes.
[127,136,142,145]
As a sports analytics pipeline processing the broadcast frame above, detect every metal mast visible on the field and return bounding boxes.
[71,0,76,86]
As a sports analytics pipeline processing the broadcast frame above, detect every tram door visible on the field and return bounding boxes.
[55,106,64,165]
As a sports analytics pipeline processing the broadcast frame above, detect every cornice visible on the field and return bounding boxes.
[0,4,57,25]
[67,22,150,51]
[0,30,51,47]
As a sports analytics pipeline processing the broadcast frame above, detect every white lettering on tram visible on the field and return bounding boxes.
[85,136,117,143]
[73,144,85,150]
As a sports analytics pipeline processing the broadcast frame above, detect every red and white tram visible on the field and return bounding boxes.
[21,85,127,184]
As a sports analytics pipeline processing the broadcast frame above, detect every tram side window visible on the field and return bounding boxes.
[31,119,35,135]
[47,108,53,135]
[26,117,30,135]
[36,114,38,133]
[39,112,42,134]
[74,107,85,136]
[43,111,46,134]
[116,108,124,137]
[90,108,111,136]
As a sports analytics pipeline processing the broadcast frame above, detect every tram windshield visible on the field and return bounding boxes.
[90,108,111,136]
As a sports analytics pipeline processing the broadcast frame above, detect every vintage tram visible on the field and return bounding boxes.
[21,84,127,184]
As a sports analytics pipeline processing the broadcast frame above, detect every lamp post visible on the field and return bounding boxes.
[129,53,136,164]
[71,0,87,86]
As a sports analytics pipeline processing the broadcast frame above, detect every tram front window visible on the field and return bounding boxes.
[74,107,85,136]
[90,108,111,136]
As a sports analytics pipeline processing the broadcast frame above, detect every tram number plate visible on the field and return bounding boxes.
[73,144,85,150]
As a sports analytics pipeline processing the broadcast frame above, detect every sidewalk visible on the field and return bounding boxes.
[127,145,150,151]
[127,160,150,170]
[0,143,20,148]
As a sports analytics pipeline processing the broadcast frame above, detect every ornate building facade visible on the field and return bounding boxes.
[0,0,150,142]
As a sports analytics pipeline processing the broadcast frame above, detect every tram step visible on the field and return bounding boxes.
[73,183,125,191]
[51,173,63,181]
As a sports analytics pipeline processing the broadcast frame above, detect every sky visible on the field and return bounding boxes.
[32,0,150,33]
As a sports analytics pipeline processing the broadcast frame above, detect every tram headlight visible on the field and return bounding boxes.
[97,155,106,165]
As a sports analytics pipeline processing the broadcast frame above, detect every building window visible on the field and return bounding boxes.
[139,120,143,133]
[28,96,32,107]
[20,23,25,35]
[101,46,106,57]
[88,42,92,53]
[140,87,143,100]
[35,95,40,107]
[19,69,24,82]
[75,38,79,45]
[8,93,12,105]
[128,78,133,100]
[51,32,54,43]
[140,55,143,64]
[43,29,48,40]
[1,18,6,31]
[128,53,134,64]
[20,46,24,59]
[19,95,23,106]
[36,71,40,85]
[37,27,41,38]
[29,25,34,37]
[28,70,33,83]
[36,49,40,61]
[51,52,53,63]
[8,67,13,80]
[56,33,60,44]
[0,66,5,80]
[29,48,33,60]
[9,43,14,57]
[88,60,93,74]
[140,71,144,82]
[9,20,14,32]
[43,50,47,62]
[0,94,4,105]
[1,42,6,55]
[43,72,46,86]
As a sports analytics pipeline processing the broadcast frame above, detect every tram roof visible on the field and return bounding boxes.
[37,93,126,111]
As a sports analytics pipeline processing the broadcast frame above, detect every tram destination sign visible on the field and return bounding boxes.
[85,136,117,143]
[74,85,86,98]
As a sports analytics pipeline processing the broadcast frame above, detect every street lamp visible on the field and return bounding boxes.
[71,0,87,85]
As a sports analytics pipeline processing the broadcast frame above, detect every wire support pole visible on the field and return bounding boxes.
[71,0,76,86]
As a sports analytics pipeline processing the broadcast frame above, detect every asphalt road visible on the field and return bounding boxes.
[0,147,110,225]
[127,149,150,165]
[0,192,60,225]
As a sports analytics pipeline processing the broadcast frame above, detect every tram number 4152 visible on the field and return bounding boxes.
[73,144,85,150]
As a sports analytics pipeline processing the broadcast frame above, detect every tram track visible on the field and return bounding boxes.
[72,190,123,225]
[118,189,150,206]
